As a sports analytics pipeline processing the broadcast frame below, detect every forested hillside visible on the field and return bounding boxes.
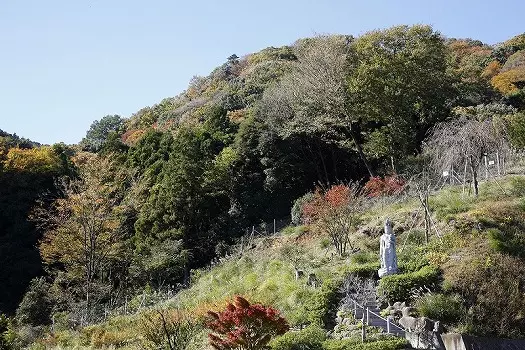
[1,24,525,349]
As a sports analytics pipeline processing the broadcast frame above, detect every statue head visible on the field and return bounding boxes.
[385,218,394,235]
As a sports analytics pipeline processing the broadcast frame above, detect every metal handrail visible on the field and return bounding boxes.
[350,298,405,333]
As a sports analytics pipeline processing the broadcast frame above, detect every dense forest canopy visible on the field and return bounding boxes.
[2,25,525,343]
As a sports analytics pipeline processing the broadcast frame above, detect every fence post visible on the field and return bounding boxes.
[496,151,501,176]
[387,316,391,334]
[353,300,357,318]
[484,154,489,179]
[361,315,366,342]
[366,307,369,326]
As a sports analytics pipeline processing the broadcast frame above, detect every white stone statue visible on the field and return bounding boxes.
[378,218,398,278]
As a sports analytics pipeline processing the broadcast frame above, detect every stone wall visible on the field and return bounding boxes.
[441,333,525,350]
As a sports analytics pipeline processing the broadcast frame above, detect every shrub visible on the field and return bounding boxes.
[344,263,380,279]
[269,325,326,350]
[293,278,342,328]
[415,293,465,325]
[0,314,13,350]
[140,308,202,350]
[363,175,406,198]
[291,193,314,225]
[443,253,525,337]
[301,184,364,256]
[322,337,407,350]
[206,296,289,350]
[378,266,440,304]
[350,252,375,265]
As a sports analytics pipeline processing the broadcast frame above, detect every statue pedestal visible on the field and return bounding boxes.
[378,267,398,278]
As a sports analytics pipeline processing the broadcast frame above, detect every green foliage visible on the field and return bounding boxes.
[15,277,53,326]
[81,114,125,152]
[507,112,525,149]
[343,263,380,279]
[349,252,376,265]
[443,253,525,337]
[415,293,465,325]
[140,309,203,350]
[349,25,454,162]
[291,193,314,225]
[429,188,474,220]
[0,314,13,350]
[269,325,326,350]
[322,337,407,350]
[298,278,343,327]
[510,175,525,196]
[378,266,440,303]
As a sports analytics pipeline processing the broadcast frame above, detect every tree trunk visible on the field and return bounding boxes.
[346,124,375,177]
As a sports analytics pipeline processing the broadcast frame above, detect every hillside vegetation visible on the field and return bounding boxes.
[1,24,525,349]
[17,173,525,349]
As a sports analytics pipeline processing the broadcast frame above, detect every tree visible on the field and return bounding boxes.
[206,296,289,350]
[348,25,454,169]
[35,154,126,323]
[15,277,53,326]
[81,115,125,152]
[424,107,509,196]
[262,35,375,177]
[302,184,364,256]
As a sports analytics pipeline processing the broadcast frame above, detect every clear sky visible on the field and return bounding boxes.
[1,0,524,145]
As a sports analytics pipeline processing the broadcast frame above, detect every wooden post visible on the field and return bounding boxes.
[462,158,468,195]
[496,151,501,176]
[484,154,489,180]
[361,315,366,342]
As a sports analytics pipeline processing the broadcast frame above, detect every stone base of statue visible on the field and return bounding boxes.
[378,267,398,278]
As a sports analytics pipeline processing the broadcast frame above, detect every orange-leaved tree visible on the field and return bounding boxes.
[301,184,364,256]
[206,296,289,350]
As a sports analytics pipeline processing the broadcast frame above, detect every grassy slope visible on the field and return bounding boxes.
[34,174,525,350]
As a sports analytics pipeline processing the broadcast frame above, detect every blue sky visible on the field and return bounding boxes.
[1,0,524,145]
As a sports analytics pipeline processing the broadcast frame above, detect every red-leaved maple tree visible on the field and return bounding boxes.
[363,175,406,198]
[206,296,289,350]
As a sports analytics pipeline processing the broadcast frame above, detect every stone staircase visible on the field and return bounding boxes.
[351,289,405,338]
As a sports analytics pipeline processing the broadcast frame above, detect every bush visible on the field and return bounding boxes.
[378,266,440,304]
[140,308,202,350]
[363,176,406,198]
[269,325,326,350]
[322,337,407,350]
[206,296,289,350]
[291,193,314,225]
[510,176,525,196]
[295,278,342,328]
[443,253,525,337]
[343,263,380,279]
[350,252,376,265]
[415,293,465,325]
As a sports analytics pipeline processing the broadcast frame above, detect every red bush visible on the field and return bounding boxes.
[206,296,289,350]
[363,175,406,198]
[324,184,351,207]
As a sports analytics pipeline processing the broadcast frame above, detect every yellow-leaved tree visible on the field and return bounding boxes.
[34,153,126,324]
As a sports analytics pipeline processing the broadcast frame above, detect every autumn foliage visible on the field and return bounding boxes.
[206,296,289,350]
[363,175,406,198]
[301,184,351,223]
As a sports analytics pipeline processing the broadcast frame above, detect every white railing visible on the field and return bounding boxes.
[350,298,405,338]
